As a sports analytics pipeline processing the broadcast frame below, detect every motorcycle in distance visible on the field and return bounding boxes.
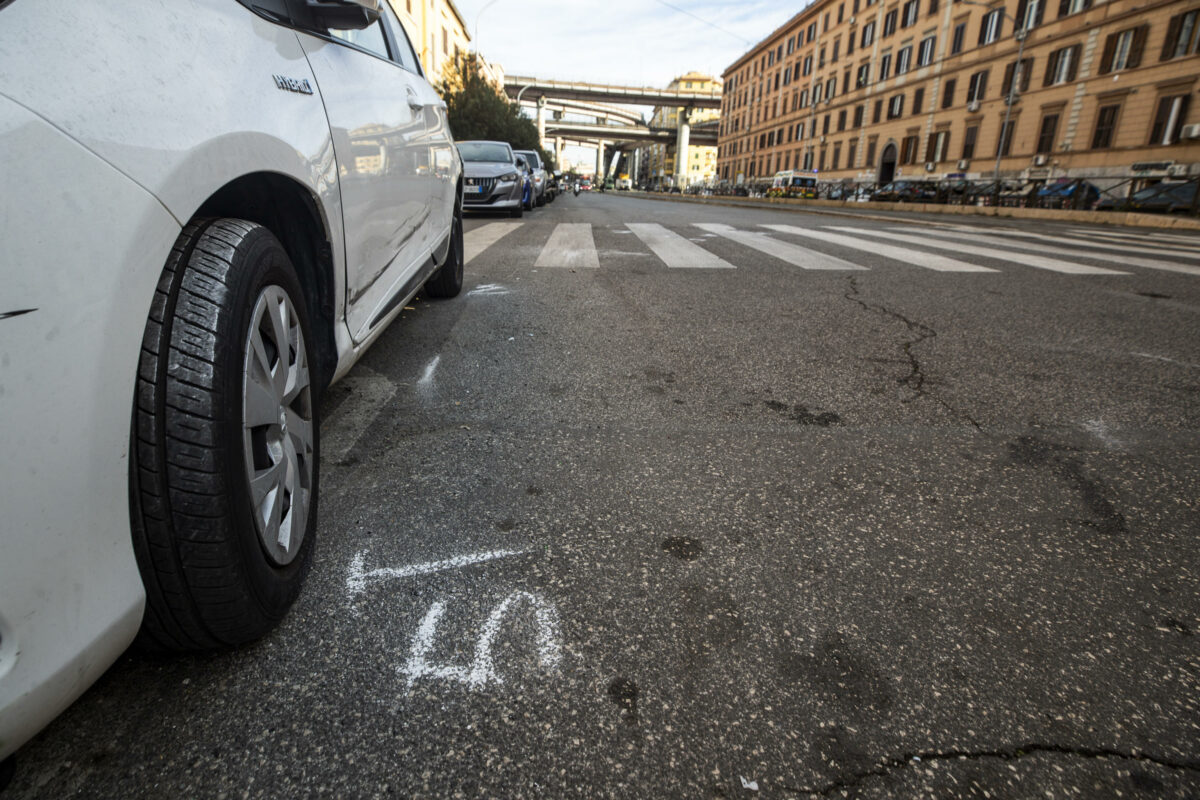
[573,181,580,197]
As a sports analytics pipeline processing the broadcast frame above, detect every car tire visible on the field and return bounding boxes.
[424,202,464,299]
[131,218,319,650]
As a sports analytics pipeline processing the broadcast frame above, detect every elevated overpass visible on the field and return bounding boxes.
[542,121,718,147]
[503,76,721,109]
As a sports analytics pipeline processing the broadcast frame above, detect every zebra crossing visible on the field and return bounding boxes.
[463,220,1200,278]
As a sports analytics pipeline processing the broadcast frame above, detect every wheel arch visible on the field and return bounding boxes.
[195,172,338,391]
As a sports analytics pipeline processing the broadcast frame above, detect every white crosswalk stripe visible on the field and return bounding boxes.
[1066,227,1200,247]
[828,226,1127,275]
[464,222,522,264]
[919,228,1200,276]
[627,223,735,269]
[534,223,599,269]
[695,223,866,270]
[948,225,1200,261]
[761,224,996,272]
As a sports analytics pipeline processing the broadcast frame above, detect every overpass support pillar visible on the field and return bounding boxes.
[595,141,605,181]
[674,107,691,190]
[555,137,564,170]
[536,97,547,150]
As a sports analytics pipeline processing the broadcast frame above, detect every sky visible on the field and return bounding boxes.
[457,0,799,89]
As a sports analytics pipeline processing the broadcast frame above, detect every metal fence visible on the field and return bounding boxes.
[692,174,1200,217]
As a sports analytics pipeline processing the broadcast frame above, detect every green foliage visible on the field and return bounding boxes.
[439,54,547,162]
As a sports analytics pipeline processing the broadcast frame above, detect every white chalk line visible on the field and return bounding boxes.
[346,548,527,598]
[401,591,561,690]
[417,354,440,388]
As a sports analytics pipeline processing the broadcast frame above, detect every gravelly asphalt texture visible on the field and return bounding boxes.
[5,194,1199,799]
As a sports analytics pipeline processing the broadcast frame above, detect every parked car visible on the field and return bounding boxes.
[0,0,464,766]
[1095,181,1199,213]
[870,180,938,202]
[1036,178,1100,209]
[460,140,528,217]
[513,149,551,206]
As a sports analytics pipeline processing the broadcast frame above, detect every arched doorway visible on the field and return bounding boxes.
[879,143,897,184]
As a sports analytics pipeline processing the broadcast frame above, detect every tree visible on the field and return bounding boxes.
[438,54,554,168]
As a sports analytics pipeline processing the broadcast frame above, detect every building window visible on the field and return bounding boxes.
[918,36,936,66]
[797,121,806,139]
[823,114,831,135]
[926,130,951,162]
[1091,103,1120,148]
[967,69,988,103]
[819,148,826,171]
[442,27,448,53]
[848,138,858,168]
[838,109,847,130]
[884,10,898,37]
[833,39,841,63]
[803,55,813,76]
[902,0,920,27]
[912,87,924,113]
[787,35,795,54]
[978,9,1003,45]
[1161,10,1200,60]
[1099,26,1148,73]
[1015,0,1045,30]
[827,76,837,98]
[900,135,920,164]
[848,30,856,55]
[862,21,876,47]
[853,104,865,127]
[1001,57,1033,97]
[808,22,818,42]
[874,99,883,123]
[896,45,912,74]
[941,77,956,107]
[995,119,1015,156]
[951,22,966,54]
[1150,94,1192,144]
[929,0,939,16]
[833,142,842,169]
[867,138,877,166]
[1044,44,1080,85]
[1057,0,1091,18]
[880,52,893,80]
[1036,113,1059,153]
[962,124,978,158]
[819,46,827,68]
[803,151,814,170]
[814,84,823,105]
[888,93,905,118]
[857,63,871,87]
[839,3,846,23]
[800,88,809,107]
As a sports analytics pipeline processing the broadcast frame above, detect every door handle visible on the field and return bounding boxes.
[406,89,423,111]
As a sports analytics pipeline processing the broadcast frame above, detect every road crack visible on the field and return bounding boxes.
[845,277,981,430]
[786,743,1200,797]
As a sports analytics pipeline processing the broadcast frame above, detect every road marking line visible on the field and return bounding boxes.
[948,226,1200,261]
[1066,228,1200,247]
[828,226,1127,275]
[535,223,600,269]
[320,366,397,463]
[465,222,522,264]
[346,548,527,598]
[627,223,735,269]
[762,224,995,272]
[930,228,1200,276]
[695,223,866,270]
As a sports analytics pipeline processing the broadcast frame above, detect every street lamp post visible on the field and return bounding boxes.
[961,0,1029,204]
[473,0,502,57]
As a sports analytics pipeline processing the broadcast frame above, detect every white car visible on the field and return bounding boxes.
[0,0,462,768]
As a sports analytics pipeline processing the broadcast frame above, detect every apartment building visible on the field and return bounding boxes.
[389,0,470,82]
[640,72,723,189]
[717,0,1200,186]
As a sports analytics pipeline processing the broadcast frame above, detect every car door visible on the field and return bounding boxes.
[296,9,432,341]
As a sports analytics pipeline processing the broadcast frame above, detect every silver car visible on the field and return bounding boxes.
[459,141,530,217]
[513,149,551,206]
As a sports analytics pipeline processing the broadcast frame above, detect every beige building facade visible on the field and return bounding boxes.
[642,72,722,188]
[389,0,470,83]
[717,0,1200,188]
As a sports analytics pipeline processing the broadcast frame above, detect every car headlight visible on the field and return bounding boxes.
[498,172,518,182]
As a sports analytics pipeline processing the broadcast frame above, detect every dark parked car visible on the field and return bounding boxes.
[1095,181,1198,214]
[1035,179,1100,209]
[870,180,938,202]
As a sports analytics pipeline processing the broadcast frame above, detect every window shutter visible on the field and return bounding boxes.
[1015,0,1029,29]
[1044,49,1059,86]
[926,132,937,162]
[978,70,988,99]
[1098,33,1117,74]
[1058,0,1070,18]
[1033,0,1045,26]
[1161,14,1182,60]
[978,18,988,44]
[1067,45,1080,80]
[1020,58,1032,91]
[1128,25,1148,68]
[1149,96,1173,144]
[1002,62,1015,95]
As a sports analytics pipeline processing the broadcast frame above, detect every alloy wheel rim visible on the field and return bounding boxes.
[242,285,314,566]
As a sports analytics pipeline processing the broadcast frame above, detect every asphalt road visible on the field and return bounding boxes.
[7,194,1200,799]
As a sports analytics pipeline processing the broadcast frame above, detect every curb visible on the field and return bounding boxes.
[623,191,1200,232]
